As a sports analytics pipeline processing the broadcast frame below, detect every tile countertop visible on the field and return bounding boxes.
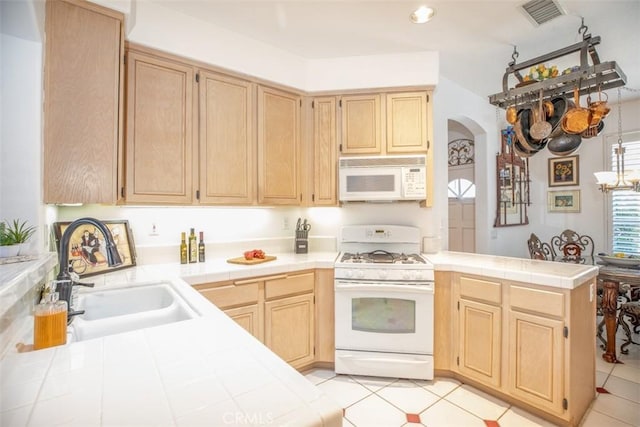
[424,251,599,290]
[0,252,342,427]
[0,249,597,426]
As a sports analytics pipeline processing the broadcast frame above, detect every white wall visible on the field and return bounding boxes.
[0,0,46,255]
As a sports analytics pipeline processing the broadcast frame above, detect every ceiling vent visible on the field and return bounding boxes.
[520,0,565,26]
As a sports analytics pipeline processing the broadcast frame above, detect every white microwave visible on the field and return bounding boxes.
[338,155,427,202]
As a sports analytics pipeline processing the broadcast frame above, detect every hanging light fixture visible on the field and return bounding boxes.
[594,88,640,192]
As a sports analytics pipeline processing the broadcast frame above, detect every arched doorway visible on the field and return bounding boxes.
[448,122,476,253]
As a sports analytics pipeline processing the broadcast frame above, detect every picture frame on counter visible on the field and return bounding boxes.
[547,190,581,213]
[548,155,579,187]
[52,220,136,278]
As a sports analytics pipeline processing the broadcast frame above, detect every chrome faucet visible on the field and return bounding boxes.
[56,217,122,322]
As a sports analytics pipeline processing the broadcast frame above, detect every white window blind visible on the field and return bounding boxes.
[611,138,640,256]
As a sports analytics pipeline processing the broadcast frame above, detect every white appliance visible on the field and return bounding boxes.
[334,225,434,380]
[338,155,427,202]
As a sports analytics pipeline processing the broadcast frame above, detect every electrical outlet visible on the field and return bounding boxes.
[149,223,159,236]
[283,217,290,230]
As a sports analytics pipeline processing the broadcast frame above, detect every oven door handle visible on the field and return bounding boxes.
[335,283,433,294]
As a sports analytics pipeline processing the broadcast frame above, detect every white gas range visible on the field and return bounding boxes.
[334,225,435,380]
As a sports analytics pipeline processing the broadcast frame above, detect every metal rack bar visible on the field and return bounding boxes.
[489,35,627,109]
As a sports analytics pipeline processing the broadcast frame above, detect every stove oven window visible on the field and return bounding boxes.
[352,297,416,333]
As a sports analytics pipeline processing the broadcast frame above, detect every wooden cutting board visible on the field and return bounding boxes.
[226,255,277,265]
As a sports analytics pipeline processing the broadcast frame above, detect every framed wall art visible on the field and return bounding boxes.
[547,190,581,213]
[548,155,579,187]
[52,220,136,278]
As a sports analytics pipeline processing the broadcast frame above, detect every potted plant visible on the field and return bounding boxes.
[0,219,36,257]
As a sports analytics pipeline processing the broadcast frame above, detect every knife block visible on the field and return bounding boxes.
[295,230,308,254]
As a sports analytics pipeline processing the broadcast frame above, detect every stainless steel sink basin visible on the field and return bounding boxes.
[69,282,199,342]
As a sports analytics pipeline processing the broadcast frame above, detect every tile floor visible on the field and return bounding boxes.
[304,319,640,427]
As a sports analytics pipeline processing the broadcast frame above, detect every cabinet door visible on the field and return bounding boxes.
[199,71,255,204]
[44,0,123,204]
[125,51,196,204]
[386,92,429,153]
[509,311,564,415]
[312,97,338,206]
[458,299,501,387]
[265,293,315,369]
[340,94,382,154]
[257,86,301,205]
[225,305,261,341]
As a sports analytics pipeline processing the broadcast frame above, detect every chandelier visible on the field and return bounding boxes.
[594,88,640,192]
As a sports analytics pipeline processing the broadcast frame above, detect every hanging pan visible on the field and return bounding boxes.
[548,131,582,156]
[561,87,591,134]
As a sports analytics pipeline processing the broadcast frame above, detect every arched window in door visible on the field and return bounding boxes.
[448,178,476,199]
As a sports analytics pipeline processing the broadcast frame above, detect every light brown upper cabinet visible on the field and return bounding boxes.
[199,71,256,205]
[339,91,431,155]
[386,91,430,153]
[257,86,302,205]
[124,48,197,204]
[340,94,382,154]
[311,97,338,206]
[44,0,124,204]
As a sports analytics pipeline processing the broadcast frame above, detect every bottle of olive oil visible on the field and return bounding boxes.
[189,228,197,263]
[180,232,188,264]
[198,231,205,262]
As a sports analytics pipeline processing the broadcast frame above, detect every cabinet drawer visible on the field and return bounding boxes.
[510,286,565,318]
[197,283,259,309]
[459,276,501,304]
[266,272,314,300]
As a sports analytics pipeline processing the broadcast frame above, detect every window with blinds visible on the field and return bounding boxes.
[611,137,640,256]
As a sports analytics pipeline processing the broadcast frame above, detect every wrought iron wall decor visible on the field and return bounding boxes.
[448,138,475,167]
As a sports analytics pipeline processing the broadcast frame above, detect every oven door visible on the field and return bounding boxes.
[334,280,433,354]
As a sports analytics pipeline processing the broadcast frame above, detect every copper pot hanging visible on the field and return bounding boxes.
[561,87,592,134]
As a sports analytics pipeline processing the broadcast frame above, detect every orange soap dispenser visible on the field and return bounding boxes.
[33,286,68,350]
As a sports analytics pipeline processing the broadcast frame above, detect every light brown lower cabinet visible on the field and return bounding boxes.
[438,272,596,427]
[195,269,330,370]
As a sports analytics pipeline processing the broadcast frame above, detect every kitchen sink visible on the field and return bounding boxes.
[69,282,199,342]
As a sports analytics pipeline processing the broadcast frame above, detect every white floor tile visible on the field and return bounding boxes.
[595,355,616,375]
[603,375,640,403]
[342,417,356,427]
[596,370,609,388]
[413,377,461,397]
[444,384,509,420]
[376,379,440,414]
[581,408,634,427]
[350,374,398,392]
[315,375,372,408]
[345,394,406,427]
[498,406,557,427]
[611,362,640,384]
[303,368,337,385]
[591,392,640,426]
[420,399,485,427]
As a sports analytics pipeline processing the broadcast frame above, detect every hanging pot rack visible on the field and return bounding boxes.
[489,24,627,109]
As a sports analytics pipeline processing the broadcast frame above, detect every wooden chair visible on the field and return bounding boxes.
[527,233,552,260]
[550,229,594,262]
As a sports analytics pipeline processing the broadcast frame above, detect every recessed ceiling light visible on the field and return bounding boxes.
[410,5,435,24]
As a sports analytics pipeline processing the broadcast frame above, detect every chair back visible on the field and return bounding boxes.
[527,233,552,260]
[550,229,595,261]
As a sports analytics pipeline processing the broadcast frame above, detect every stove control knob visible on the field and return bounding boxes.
[415,270,424,280]
[378,270,388,279]
[345,269,354,278]
[356,270,365,279]
[402,271,411,280]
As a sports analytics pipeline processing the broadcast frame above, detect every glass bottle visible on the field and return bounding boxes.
[180,232,188,264]
[189,228,197,263]
[198,231,205,262]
